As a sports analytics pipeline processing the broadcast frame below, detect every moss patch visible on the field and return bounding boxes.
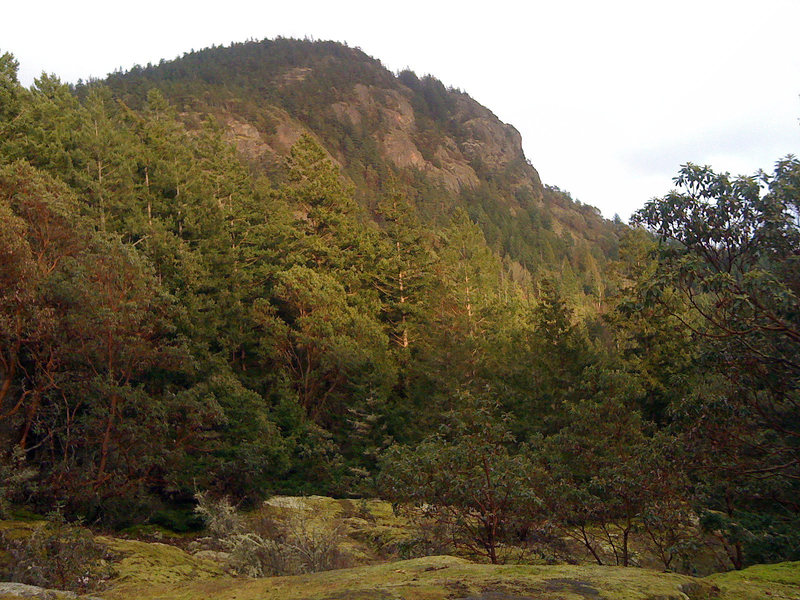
[707,561,800,600]
[0,519,47,539]
[6,514,798,600]
[100,555,720,600]
[96,536,223,588]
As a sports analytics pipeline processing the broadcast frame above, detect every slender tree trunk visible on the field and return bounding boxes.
[399,265,408,348]
[580,525,604,565]
[622,527,630,567]
[1,310,24,422]
[726,491,744,570]
[465,274,472,321]
[19,392,40,450]
[97,393,118,481]
[0,361,18,416]
[97,158,106,232]
[0,360,16,408]
[488,538,498,564]
[145,165,152,226]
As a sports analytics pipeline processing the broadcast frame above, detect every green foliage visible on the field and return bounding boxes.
[149,507,205,533]
[186,371,291,501]
[0,51,21,124]
[541,390,694,568]
[6,41,798,575]
[380,396,540,564]
[261,266,393,421]
[634,157,800,567]
[373,190,436,351]
[0,76,290,517]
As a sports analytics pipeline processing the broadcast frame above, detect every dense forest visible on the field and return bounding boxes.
[0,38,798,579]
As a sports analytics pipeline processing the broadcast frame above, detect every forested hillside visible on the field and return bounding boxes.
[101,38,622,306]
[1,39,798,583]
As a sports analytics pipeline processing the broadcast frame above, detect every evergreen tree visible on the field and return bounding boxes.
[374,190,436,351]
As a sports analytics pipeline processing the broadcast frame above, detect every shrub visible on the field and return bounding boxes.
[379,398,540,564]
[280,515,348,573]
[194,492,349,576]
[193,492,244,540]
[0,510,115,593]
[225,532,289,577]
[395,516,454,559]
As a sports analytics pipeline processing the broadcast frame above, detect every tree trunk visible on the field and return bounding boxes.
[97,393,118,482]
[145,165,152,226]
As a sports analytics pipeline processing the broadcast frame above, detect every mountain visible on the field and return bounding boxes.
[102,38,622,294]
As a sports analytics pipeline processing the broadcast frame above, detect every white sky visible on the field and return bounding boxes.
[3,0,799,220]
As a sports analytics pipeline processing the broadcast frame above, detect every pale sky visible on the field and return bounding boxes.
[3,0,799,220]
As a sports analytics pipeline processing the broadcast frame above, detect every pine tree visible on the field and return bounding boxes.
[374,190,435,350]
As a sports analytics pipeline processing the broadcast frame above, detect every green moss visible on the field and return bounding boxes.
[707,561,800,600]
[0,520,44,540]
[97,536,224,587]
[728,561,800,586]
[102,555,721,600]
[7,514,797,600]
[8,509,45,522]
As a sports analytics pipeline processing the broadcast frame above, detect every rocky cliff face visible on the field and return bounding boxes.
[208,67,534,198]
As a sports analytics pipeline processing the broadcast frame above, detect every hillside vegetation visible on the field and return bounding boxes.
[102,37,622,299]
[0,38,798,597]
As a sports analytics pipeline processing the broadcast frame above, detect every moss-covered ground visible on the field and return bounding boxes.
[95,554,798,600]
[2,498,799,600]
[706,561,800,600]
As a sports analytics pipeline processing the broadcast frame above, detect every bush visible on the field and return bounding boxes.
[279,515,348,573]
[391,505,455,559]
[225,515,348,576]
[193,492,349,576]
[0,510,115,593]
[379,398,540,564]
[225,532,289,577]
[194,492,244,539]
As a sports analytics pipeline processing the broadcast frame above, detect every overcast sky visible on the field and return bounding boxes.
[3,0,798,220]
